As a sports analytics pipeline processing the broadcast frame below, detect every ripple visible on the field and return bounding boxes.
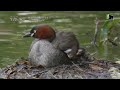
[17,11,38,16]
[80,14,96,18]
[18,25,27,28]
[0,19,5,23]
[7,47,14,49]
[19,20,32,23]
[0,32,15,35]
[18,20,40,24]
[5,51,21,53]
[110,12,120,16]
[0,29,12,32]
[0,39,12,42]
[53,19,72,23]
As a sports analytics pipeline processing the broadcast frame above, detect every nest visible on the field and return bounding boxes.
[0,51,120,79]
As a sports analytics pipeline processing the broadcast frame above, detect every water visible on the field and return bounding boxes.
[0,11,120,68]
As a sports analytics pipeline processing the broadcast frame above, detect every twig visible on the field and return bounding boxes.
[108,39,118,46]
[92,17,99,47]
[47,70,57,79]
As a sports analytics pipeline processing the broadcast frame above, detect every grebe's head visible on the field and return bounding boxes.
[23,24,56,42]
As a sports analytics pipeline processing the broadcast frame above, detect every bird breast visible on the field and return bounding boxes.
[28,40,70,67]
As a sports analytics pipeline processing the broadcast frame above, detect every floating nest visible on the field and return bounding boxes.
[0,51,120,79]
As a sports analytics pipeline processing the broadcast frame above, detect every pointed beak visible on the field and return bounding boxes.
[23,32,31,38]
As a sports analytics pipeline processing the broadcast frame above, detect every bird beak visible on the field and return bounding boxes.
[23,32,32,37]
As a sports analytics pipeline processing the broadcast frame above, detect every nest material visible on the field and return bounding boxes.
[0,52,120,79]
